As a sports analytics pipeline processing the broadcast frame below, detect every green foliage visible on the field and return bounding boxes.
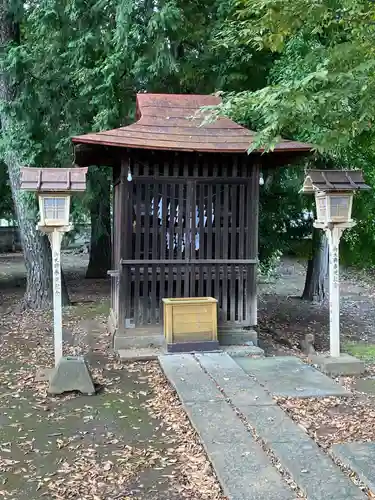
[214,0,375,268]
[0,0,224,234]
[5,0,222,158]
[258,248,282,281]
[6,0,375,272]
[1,0,275,230]
[0,163,14,220]
[259,165,312,263]
[0,164,14,220]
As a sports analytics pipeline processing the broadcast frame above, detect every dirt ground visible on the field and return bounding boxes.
[2,252,375,352]
[2,252,375,498]
[0,252,223,500]
[258,257,375,353]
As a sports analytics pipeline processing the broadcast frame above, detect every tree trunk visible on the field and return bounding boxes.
[301,226,328,302]
[0,1,70,309]
[86,169,111,279]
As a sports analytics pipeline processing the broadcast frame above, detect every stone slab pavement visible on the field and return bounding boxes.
[195,351,275,407]
[159,353,225,404]
[159,354,295,500]
[160,353,366,500]
[185,400,295,500]
[235,356,350,398]
[332,442,375,494]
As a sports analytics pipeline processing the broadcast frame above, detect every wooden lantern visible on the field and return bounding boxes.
[301,169,369,226]
[315,191,353,225]
[20,167,87,229]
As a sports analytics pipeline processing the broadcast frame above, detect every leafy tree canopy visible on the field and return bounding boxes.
[213,0,375,266]
[214,0,375,150]
[0,164,14,220]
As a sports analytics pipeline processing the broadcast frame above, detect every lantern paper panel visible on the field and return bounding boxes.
[315,192,353,224]
[316,195,327,223]
[329,194,353,222]
[39,195,70,226]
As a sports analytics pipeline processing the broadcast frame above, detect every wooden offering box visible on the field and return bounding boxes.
[163,297,219,353]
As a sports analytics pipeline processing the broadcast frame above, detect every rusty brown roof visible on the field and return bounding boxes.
[71,93,312,154]
[20,167,88,192]
[302,169,370,193]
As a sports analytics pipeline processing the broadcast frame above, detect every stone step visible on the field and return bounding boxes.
[159,354,295,500]
[221,344,264,358]
[118,344,264,362]
[118,347,164,361]
[114,334,164,350]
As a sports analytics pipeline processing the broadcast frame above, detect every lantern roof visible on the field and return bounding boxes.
[20,167,88,192]
[302,169,370,193]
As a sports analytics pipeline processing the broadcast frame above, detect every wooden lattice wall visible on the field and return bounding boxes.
[111,150,259,333]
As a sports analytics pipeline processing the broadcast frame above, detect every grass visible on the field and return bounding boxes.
[344,342,375,362]
[66,299,110,320]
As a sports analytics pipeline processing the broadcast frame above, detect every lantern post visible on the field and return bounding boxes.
[302,170,369,360]
[20,167,95,395]
[37,194,73,367]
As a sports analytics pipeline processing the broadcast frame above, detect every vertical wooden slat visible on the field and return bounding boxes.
[212,165,223,315]
[203,160,208,178]
[202,160,209,297]
[184,155,190,298]
[201,160,208,299]
[118,161,127,332]
[176,155,189,297]
[168,182,176,298]
[150,178,159,323]
[185,180,193,297]
[215,263,221,322]
[134,163,141,325]
[213,165,220,308]
[176,176,184,297]
[222,165,229,322]
[238,179,245,323]
[245,173,252,326]
[206,181,213,298]
[198,182,204,258]
[230,159,238,321]
[111,178,116,270]
[127,172,134,323]
[160,178,168,321]
[142,162,150,324]
[113,179,122,320]
[119,157,133,329]
[198,183,205,296]
[190,160,198,297]
[207,182,213,260]
[230,216,237,319]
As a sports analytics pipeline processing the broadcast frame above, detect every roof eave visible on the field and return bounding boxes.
[71,135,312,155]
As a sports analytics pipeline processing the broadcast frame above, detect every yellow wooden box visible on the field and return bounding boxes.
[162,297,218,351]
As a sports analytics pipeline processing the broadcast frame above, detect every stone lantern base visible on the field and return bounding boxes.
[309,353,365,377]
[48,356,96,395]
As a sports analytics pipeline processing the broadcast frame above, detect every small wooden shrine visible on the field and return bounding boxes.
[72,93,311,348]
